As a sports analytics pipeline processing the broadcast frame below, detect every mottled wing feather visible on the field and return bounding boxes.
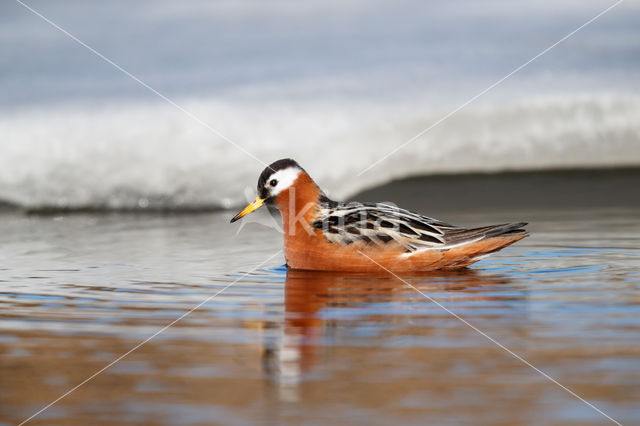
[312,201,457,251]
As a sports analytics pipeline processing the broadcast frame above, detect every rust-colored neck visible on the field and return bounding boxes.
[274,171,322,237]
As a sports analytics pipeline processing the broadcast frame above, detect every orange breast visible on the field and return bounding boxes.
[274,173,525,272]
[282,230,525,272]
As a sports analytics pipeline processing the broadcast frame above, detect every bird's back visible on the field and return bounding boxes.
[283,198,528,271]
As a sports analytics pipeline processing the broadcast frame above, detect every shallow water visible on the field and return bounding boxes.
[1,204,639,425]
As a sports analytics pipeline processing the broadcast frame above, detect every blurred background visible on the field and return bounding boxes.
[1,0,639,211]
[2,2,640,425]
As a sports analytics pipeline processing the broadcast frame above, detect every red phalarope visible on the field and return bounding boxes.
[231,159,528,272]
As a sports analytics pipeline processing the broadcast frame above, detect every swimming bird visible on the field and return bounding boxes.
[230,159,528,272]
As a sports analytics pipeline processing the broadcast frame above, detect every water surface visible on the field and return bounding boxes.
[1,202,639,425]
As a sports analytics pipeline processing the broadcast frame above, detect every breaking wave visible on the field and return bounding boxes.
[1,94,639,211]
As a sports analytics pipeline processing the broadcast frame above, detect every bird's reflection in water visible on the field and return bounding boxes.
[263,267,516,402]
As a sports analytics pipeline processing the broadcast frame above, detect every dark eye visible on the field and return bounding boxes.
[269,179,278,187]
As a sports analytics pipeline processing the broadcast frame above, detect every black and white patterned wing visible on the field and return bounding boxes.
[313,201,458,251]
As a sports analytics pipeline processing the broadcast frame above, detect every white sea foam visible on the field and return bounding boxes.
[1,94,638,210]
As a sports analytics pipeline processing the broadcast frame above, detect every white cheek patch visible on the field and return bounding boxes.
[269,167,301,197]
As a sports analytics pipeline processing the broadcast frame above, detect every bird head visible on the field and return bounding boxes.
[230,158,305,223]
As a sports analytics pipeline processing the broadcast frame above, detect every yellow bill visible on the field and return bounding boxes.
[230,197,265,223]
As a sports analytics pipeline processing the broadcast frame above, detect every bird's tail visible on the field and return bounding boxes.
[437,222,528,270]
[443,222,528,245]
